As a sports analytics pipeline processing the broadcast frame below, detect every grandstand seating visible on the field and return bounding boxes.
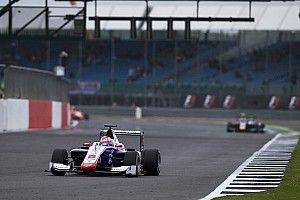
[0,39,299,86]
[176,41,300,86]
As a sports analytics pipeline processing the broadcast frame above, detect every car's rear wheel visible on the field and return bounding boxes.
[142,149,161,176]
[124,151,140,177]
[51,149,68,176]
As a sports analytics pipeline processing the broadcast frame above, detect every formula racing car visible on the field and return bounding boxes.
[71,106,89,120]
[47,124,161,177]
[227,113,265,133]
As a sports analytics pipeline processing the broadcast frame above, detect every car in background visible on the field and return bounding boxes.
[227,113,265,133]
[47,124,161,177]
[71,106,89,120]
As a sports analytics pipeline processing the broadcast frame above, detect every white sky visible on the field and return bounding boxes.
[0,1,300,30]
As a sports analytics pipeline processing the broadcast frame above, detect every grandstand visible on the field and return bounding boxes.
[0,0,300,108]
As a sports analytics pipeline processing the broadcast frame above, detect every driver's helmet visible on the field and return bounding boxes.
[240,112,246,117]
[106,129,114,139]
[99,136,114,147]
[99,130,106,137]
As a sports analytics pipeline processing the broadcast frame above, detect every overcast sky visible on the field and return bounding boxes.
[1,1,299,30]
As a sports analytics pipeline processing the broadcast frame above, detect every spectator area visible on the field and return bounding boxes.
[0,39,299,86]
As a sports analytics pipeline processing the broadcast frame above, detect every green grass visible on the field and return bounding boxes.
[268,125,300,135]
[215,138,300,200]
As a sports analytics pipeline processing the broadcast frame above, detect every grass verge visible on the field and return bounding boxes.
[268,125,300,135]
[215,136,300,200]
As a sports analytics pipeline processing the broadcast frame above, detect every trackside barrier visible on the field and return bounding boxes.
[0,66,70,132]
[203,95,216,108]
[4,66,68,101]
[0,98,70,132]
[184,95,196,108]
[0,99,29,131]
[223,95,236,109]
[269,96,280,109]
[62,102,70,128]
[52,101,62,129]
[29,99,52,129]
[0,100,4,130]
[289,96,300,110]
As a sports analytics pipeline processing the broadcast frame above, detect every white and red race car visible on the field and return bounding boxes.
[47,125,161,177]
[71,106,89,120]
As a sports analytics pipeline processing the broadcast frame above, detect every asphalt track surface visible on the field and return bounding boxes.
[0,116,275,200]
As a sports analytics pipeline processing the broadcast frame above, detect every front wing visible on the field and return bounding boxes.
[227,123,264,132]
[47,162,138,175]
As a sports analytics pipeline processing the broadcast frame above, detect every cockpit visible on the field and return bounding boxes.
[99,136,114,147]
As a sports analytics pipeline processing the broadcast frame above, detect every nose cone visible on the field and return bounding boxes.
[81,162,96,171]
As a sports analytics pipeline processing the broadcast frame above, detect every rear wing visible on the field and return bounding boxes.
[100,129,144,152]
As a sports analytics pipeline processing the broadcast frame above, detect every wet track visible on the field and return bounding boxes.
[0,116,275,200]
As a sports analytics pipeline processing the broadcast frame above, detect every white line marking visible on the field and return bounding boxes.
[233,178,282,181]
[230,182,280,185]
[251,160,289,162]
[242,169,285,172]
[221,189,265,193]
[236,174,284,177]
[239,172,284,175]
[226,185,278,188]
[258,154,291,156]
[200,134,281,200]
[247,164,287,167]
[200,133,298,200]
[244,166,286,169]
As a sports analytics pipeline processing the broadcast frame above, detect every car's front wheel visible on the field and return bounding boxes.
[124,151,140,177]
[50,149,68,176]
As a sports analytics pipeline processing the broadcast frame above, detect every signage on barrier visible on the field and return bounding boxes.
[289,96,300,110]
[184,95,196,108]
[204,95,215,109]
[223,95,236,109]
[269,96,280,109]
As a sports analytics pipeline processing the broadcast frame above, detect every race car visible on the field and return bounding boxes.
[47,124,161,177]
[227,114,265,133]
[71,106,89,120]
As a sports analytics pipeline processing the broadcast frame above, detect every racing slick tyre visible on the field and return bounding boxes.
[51,149,68,176]
[84,113,89,120]
[142,149,161,176]
[259,124,265,133]
[256,127,260,133]
[226,125,232,132]
[124,151,140,177]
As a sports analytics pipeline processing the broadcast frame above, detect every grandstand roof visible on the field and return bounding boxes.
[1,0,300,31]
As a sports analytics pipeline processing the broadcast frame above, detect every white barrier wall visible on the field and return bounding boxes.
[52,101,62,129]
[0,99,6,131]
[7,99,29,131]
[0,99,29,131]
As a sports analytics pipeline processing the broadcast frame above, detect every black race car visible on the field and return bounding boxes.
[227,114,265,133]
